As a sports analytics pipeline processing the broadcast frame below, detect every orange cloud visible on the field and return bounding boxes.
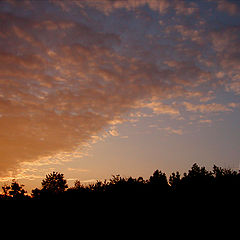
[137,101,180,116]
[159,127,183,135]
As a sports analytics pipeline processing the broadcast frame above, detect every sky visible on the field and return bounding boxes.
[0,0,240,192]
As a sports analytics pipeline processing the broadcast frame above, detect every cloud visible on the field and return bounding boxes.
[183,102,232,113]
[228,102,240,108]
[108,127,119,137]
[199,119,212,124]
[226,81,240,95]
[74,0,171,15]
[160,127,183,135]
[173,0,198,15]
[216,0,239,15]
[138,101,180,116]
[69,0,199,16]
[67,168,89,173]
[0,0,239,175]
[208,24,240,95]
[172,24,203,44]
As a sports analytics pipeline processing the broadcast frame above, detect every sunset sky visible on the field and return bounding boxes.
[0,0,240,191]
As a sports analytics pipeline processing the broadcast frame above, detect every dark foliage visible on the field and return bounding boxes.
[1,179,30,200]
[1,163,240,200]
[32,171,68,199]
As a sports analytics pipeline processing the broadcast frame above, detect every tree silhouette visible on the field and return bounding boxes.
[149,169,169,194]
[41,171,68,195]
[2,184,10,197]
[169,171,181,190]
[179,163,214,195]
[1,179,27,200]
[149,170,168,186]
[1,163,239,200]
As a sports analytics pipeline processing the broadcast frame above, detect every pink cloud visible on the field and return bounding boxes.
[173,0,198,15]
[226,81,240,95]
[173,24,203,44]
[216,0,239,15]
[183,102,232,113]
[58,0,199,16]
[77,0,171,15]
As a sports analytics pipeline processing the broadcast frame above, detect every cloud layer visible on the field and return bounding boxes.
[0,0,239,175]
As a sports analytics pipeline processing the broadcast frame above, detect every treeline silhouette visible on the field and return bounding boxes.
[1,163,240,200]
